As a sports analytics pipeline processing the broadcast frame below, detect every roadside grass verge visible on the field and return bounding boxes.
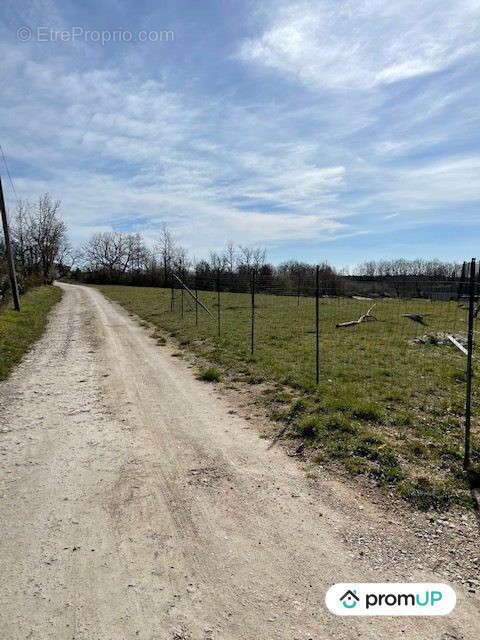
[96,284,479,510]
[0,286,63,380]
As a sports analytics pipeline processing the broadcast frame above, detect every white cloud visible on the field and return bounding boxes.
[238,1,480,89]
[2,0,480,263]
[0,49,349,254]
[353,155,480,218]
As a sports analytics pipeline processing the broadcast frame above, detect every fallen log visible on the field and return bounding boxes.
[336,304,377,328]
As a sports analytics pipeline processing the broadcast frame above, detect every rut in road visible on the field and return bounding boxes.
[0,282,478,640]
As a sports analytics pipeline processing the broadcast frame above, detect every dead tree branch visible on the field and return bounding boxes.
[336,304,377,328]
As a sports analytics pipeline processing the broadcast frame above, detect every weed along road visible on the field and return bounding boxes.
[0,282,479,640]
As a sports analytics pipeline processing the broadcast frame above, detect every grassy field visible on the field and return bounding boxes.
[96,284,479,510]
[0,285,63,380]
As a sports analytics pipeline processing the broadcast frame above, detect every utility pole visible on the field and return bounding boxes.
[0,176,20,311]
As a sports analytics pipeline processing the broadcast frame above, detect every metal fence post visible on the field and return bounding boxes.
[251,268,256,355]
[315,264,319,385]
[181,286,184,319]
[216,269,221,338]
[464,257,476,470]
[170,281,174,312]
[458,261,467,299]
[195,275,198,327]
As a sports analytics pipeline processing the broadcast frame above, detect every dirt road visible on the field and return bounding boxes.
[0,283,478,639]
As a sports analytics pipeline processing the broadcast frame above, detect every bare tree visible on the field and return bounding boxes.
[238,245,266,271]
[12,200,33,273]
[155,224,176,286]
[128,233,150,275]
[56,239,82,279]
[172,245,191,278]
[12,194,67,284]
[223,241,237,274]
[82,231,145,280]
[208,251,227,273]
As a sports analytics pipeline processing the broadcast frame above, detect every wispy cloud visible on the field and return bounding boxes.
[0,46,347,251]
[239,1,480,89]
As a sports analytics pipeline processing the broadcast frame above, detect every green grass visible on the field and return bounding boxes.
[198,366,222,382]
[0,286,63,380]
[96,284,479,510]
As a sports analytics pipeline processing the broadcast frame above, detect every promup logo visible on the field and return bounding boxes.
[340,589,360,609]
[326,583,456,616]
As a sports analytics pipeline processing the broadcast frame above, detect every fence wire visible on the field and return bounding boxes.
[164,269,479,472]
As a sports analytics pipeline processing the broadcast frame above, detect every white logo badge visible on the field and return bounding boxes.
[325,583,456,616]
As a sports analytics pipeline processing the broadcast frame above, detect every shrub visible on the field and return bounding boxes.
[198,367,222,382]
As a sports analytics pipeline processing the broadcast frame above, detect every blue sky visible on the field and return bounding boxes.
[1,0,480,268]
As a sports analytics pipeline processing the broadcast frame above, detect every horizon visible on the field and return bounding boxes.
[1,0,480,267]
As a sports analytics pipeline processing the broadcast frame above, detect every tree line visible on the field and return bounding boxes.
[356,259,461,279]
[75,227,463,298]
[1,197,468,303]
[74,227,344,295]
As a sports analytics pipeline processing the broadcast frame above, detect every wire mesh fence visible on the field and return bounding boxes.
[162,265,480,472]
[91,261,479,507]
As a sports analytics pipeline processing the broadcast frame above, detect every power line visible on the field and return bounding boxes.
[0,143,20,205]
